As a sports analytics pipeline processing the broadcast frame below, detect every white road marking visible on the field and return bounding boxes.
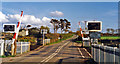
[77,48,85,58]
[83,48,93,58]
[41,41,69,63]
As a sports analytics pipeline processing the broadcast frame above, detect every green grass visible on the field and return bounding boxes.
[46,35,74,45]
[0,55,15,58]
[76,41,82,43]
[101,36,120,40]
[0,55,6,58]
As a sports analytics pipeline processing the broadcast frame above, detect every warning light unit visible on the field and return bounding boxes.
[3,24,16,33]
[87,21,102,32]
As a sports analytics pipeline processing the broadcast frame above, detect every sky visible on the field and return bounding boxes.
[0,2,118,33]
[2,0,120,2]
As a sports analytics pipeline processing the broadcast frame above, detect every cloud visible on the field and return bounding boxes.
[0,11,53,29]
[0,12,9,22]
[50,11,64,17]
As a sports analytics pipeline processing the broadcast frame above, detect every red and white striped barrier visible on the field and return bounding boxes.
[12,11,23,44]
[78,22,84,38]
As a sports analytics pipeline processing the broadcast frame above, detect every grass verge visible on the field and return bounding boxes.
[0,55,15,58]
[46,35,74,45]
[101,36,120,40]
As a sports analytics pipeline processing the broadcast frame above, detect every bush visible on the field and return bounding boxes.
[45,33,60,43]
[18,36,37,45]
[46,33,73,43]
[60,33,73,39]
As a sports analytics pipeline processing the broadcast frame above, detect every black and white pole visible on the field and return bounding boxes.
[41,29,47,46]
[43,30,45,46]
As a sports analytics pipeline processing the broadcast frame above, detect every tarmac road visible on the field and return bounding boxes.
[2,36,95,64]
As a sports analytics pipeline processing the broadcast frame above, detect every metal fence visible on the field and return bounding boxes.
[16,42,30,54]
[83,40,90,46]
[0,40,4,56]
[0,40,30,55]
[44,39,50,45]
[91,44,120,64]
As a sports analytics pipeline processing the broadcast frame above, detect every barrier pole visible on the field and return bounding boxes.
[11,11,23,55]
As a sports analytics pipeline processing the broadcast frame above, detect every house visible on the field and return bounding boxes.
[19,29,29,36]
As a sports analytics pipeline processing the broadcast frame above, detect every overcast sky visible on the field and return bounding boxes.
[0,2,118,33]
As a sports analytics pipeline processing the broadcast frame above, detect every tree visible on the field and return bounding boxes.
[111,29,115,35]
[40,26,50,34]
[69,31,73,34]
[60,19,66,33]
[29,27,40,37]
[106,28,110,33]
[50,19,71,33]
[50,19,60,33]
[59,19,71,33]
[64,19,71,33]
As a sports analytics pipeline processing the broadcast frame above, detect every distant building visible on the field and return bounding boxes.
[19,29,29,36]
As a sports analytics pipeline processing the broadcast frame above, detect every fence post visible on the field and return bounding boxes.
[94,44,96,61]
[114,48,119,64]
[91,44,94,58]
[96,45,99,62]
[1,40,4,56]
[118,49,120,64]
[29,42,30,51]
[100,45,104,63]
[113,48,117,64]
[21,42,22,54]
[98,45,101,64]
[26,42,27,52]
[104,46,106,64]
[11,44,14,55]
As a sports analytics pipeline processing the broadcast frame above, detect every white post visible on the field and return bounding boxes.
[1,40,4,55]
[43,32,44,46]
[94,45,96,61]
[99,45,100,64]
[119,44,120,50]
[104,46,106,63]
[21,42,22,54]
[114,48,115,64]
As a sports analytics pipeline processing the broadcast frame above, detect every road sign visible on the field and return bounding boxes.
[87,21,102,31]
[89,32,101,39]
[41,29,47,34]
[3,24,16,33]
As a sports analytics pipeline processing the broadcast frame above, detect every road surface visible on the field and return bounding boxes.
[2,36,95,64]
